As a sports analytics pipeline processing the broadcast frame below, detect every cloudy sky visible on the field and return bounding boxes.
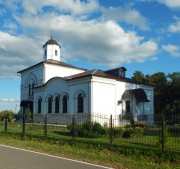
[0,0,180,111]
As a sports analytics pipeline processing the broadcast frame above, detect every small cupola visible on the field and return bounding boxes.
[43,36,61,61]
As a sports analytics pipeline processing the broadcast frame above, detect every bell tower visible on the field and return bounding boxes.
[43,36,61,61]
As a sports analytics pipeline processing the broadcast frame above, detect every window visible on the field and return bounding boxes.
[62,95,67,113]
[28,83,34,96]
[32,83,34,95]
[125,100,130,113]
[45,50,47,57]
[28,84,31,96]
[48,97,52,113]
[77,93,83,113]
[55,50,58,56]
[119,71,125,77]
[55,96,59,113]
[38,98,42,114]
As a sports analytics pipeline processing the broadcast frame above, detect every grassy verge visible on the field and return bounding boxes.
[0,132,179,169]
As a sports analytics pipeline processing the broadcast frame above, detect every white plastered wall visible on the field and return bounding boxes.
[44,63,85,83]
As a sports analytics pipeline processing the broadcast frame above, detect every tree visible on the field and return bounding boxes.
[147,72,168,114]
[132,71,146,83]
[168,72,180,101]
[0,110,14,122]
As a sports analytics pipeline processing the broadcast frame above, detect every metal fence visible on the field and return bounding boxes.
[0,113,179,156]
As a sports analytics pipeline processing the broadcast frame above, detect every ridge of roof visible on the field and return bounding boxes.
[65,69,152,86]
[17,59,86,73]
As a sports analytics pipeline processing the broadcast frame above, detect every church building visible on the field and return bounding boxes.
[18,37,154,126]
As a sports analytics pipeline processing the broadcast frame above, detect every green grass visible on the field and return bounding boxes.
[0,122,179,169]
[0,132,179,169]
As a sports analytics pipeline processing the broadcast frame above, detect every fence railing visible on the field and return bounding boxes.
[0,113,179,156]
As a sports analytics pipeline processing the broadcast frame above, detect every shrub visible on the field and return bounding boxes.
[133,122,146,129]
[122,128,135,138]
[113,127,124,138]
[134,127,144,137]
[67,121,107,138]
[122,125,144,138]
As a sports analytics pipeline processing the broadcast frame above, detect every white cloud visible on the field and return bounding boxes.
[168,18,180,33]
[0,98,20,102]
[158,0,180,8]
[162,44,180,57]
[151,56,159,61]
[0,1,158,79]
[102,6,148,30]
[0,31,43,79]
[21,0,99,15]
[16,13,157,67]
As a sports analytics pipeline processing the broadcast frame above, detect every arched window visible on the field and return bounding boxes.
[55,50,58,56]
[55,96,59,113]
[28,83,35,96]
[28,84,31,96]
[38,98,42,114]
[48,97,52,113]
[77,93,84,113]
[32,83,34,95]
[62,95,67,113]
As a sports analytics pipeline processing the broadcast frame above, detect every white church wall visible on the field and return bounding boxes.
[42,78,69,114]
[115,81,126,116]
[68,78,90,114]
[33,88,46,114]
[91,77,116,116]
[33,77,90,115]
[44,63,85,82]
[20,66,44,101]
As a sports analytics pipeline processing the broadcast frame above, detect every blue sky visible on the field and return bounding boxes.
[0,0,180,112]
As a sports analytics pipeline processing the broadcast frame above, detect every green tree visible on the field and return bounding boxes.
[132,71,147,83]
[0,110,14,122]
[148,72,168,114]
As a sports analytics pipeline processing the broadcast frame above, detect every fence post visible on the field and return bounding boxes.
[161,114,165,155]
[44,114,48,139]
[4,117,8,132]
[22,107,26,138]
[72,114,75,141]
[109,114,113,150]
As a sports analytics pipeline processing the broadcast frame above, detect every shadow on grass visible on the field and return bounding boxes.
[1,131,179,161]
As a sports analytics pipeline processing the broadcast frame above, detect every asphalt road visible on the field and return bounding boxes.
[0,145,112,169]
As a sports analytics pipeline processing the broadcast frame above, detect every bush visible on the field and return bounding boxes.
[113,127,124,138]
[133,122,146,129]
[122,128,135,138]
[67,121,107,138]
[134,127,144,137]
[122,124,144,138]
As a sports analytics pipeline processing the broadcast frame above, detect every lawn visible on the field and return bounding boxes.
[0,122,179,169]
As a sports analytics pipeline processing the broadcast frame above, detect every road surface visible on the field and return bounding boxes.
[0,144,112,169]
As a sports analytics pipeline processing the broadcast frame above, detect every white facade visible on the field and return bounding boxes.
[18,38,154,126]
